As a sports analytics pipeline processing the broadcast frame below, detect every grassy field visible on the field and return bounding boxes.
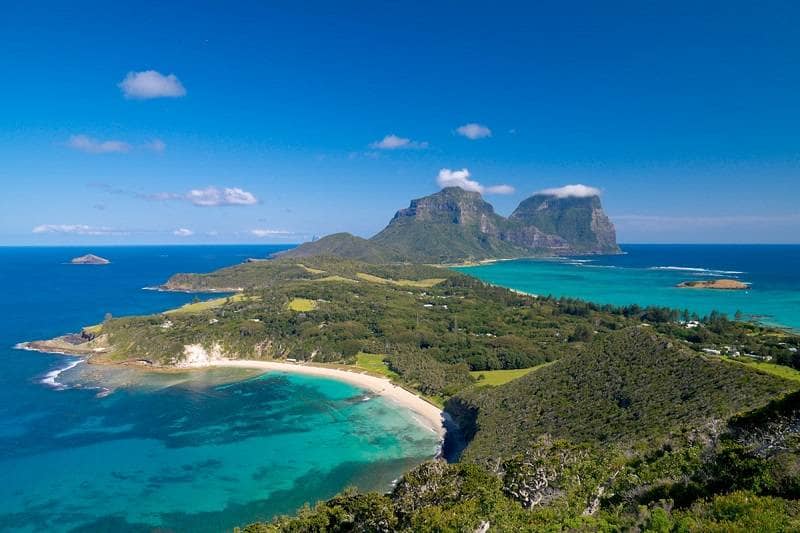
[469,363,552,387]
[313,275,358,283]
[355,272,445,288]
[354,352,399,379]
[723,357,800,383]
[288,297,317,312]
[297,263,326,275]
[165,294,252,315]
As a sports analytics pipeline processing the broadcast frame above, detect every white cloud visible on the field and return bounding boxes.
[173,228,194,237]
[370,134,428,150]
[436,168,515,195]
[250,229,292,238]
[455,123,492,140]
[186,187,258,206]
[145,138,166,153]
[32,224,129,236]
[536,184,601,198]
[67,135,131,154]
[118,70,186,99]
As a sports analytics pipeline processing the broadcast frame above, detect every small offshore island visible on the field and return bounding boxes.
[70,253,110,265]
[677,278,749,290]
[22,187,800,531]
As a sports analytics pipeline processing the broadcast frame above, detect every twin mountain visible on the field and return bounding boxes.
[281,187,619,263]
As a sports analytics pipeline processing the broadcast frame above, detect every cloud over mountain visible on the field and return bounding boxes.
[436,168,514,195]
[536,184,601,198]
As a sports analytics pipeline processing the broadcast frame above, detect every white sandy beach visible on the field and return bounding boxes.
[195,359,447,438]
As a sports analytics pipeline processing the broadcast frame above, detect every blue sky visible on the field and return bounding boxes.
[1,1,798,245]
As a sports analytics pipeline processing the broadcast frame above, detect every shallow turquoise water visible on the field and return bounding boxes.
[457,244,800,331]
[0,247,439,532]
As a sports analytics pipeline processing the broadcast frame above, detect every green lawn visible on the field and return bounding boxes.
[165,293,252,315]
[470,362,552,387]
[355,272,445,288]
[723,357,800,384]
[355,352,399,379]
[297,263,327,275]
[288,297,318,312]
[312,275,358,283]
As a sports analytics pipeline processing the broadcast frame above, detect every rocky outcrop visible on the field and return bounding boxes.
[677,279,749,290]
[70,254,110,265]
[509,194,620,254]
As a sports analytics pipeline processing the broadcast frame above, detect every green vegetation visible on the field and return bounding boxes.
[455,328,796,462]
[354,272,445,288]
[296,263,326,275]
[724,357,800,383]
[469,365,544,387]
[165,293,252,315]
[354,352,399,379]
[279,232,404,263]
[287,297,317,312]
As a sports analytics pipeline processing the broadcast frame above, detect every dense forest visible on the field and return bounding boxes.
[45,256,800,531]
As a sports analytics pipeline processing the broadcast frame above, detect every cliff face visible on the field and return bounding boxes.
[280,187,620,263]
[388,187,505,232]
[509,194,620,254]
[370,188,527,263]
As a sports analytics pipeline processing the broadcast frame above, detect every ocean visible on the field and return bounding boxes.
[456,244,800,332]
[0,246,440,532]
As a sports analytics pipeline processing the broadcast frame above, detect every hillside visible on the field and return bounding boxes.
[243,329,800,532]
[275,233,403,263]
[278,186,620,264]
[508,193,618,253]
[454,328,796,462]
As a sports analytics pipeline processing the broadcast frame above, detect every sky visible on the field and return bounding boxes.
[1,1,799,245]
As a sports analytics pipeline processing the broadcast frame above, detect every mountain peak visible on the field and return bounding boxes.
[281,186,620,263]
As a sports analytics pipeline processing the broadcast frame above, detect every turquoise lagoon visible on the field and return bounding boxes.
[0,247,439,532]
[457,244,800,331]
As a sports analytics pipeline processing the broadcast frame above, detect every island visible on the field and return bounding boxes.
[70,254,110,265]
[20,189,800,531]
[677,278,749,290]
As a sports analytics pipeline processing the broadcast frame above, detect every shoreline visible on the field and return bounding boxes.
[193,359,447,439]
[18,340,447,441]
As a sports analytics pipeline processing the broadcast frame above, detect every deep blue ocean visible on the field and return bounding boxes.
[0,246,439,532]
[458,244,800,331]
